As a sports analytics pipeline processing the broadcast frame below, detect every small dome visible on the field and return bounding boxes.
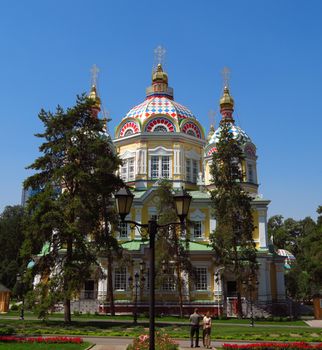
[152,64,168,84]
[209,124,251,145]
[205,123,251,157]
[220,86,234,109]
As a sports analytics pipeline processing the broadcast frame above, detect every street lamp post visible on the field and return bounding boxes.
[243,275,258,327]
[128,271,145,324]
[16,273,24,320]
[115,186,191,350]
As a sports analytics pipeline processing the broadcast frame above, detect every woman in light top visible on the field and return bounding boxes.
[202,311,212,348]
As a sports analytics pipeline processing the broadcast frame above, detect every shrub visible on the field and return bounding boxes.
[127,332,179,350]
[10,304,19,311]
[0,327,15,336]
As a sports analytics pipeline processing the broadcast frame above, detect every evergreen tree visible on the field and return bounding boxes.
[23,95,122,322]
[154,180,193,317]
[209,121,257,317]
[0,205,25,290]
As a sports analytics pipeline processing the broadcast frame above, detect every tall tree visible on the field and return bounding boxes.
[23,95,122,322]
[0,205,25,290]
[154,180,193,317]
[209,121,257,317]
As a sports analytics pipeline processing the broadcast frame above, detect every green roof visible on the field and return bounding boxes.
[37,242,50,256]
[185,241,213,251]
[121,239,149,251]
[121,239,212,252]
[190,191,211,199]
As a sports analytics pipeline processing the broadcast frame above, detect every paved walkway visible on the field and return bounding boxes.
[305,319,322,328]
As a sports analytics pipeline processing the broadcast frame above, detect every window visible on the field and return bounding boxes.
[121,158,135,182]
[124,129,133,136]
[119,221,129,239]
[192,160,198,183]
[195,267,208,290]
[186,159,191,182]
[193,221,202,238]
[162,268,176,291]
[247,163,254,183]
[162,156,170,178]
[154,125,167,132]
[114,267,127,291]
[150,156,170,179]
[186,159,199,183]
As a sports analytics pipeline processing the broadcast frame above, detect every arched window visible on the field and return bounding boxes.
[154,125,167,132]
[124,129,134,136]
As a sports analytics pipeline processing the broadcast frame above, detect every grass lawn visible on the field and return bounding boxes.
[1,319,321,342]
[0,343,90,350]
[4,312,308,326]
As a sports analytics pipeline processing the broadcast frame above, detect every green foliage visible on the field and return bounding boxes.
[269,206,322,300]
[0,326,15,335]
[154,180,194,316]
[209,121,257,278]
[23,94,122,321]
[0,205,25,290]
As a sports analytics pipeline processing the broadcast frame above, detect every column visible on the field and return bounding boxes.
[134,207,142,239]
[257,258,271,302]
[258,208,269,249]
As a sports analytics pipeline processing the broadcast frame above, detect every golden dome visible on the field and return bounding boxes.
[88,85,101,108]
[152,64,168,84]
[220,86,234,109]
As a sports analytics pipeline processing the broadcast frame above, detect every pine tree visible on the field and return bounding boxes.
[209,121,257,317]
[23,95,122,322]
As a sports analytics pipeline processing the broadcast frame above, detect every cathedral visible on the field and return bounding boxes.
[78,62,286,316]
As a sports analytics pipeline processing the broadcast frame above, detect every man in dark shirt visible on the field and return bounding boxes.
[189,308,201,347]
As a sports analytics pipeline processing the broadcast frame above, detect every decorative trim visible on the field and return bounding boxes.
[145,117,175,133]
[119,120,140,138]
[181,121,202,138]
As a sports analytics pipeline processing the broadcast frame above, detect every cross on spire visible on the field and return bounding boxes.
[221,66,231,88]
[208,109,216,127]
[90,64,100,86]
[154,45,166,69]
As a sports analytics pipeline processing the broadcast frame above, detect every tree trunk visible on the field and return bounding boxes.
[176,263,184,318]
[64,237,73,323]
[64,298,71,323]
[107,254,115,316]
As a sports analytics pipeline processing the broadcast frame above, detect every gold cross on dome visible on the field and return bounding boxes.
[90,64,100,86]
[221,66,230,88]
[154,45,166,66]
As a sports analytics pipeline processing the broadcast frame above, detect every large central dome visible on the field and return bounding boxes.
[116,64,203,140]
[124,95,196,122]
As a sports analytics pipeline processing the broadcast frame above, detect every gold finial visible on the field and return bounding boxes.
[88,64,101,109]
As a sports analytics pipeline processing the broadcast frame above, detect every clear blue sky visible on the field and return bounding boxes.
[0,0,321,220]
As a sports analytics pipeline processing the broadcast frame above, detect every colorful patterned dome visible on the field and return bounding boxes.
[205,124,252,157]
[124,95,195,122]
[117,64,204,139]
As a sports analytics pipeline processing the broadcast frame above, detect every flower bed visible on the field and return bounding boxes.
[223,343,322,350]
[127,332,178,350]
[0,336,83,344]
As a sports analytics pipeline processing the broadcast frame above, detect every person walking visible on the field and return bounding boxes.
[189,308,201,348]
[202,311,212,348]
